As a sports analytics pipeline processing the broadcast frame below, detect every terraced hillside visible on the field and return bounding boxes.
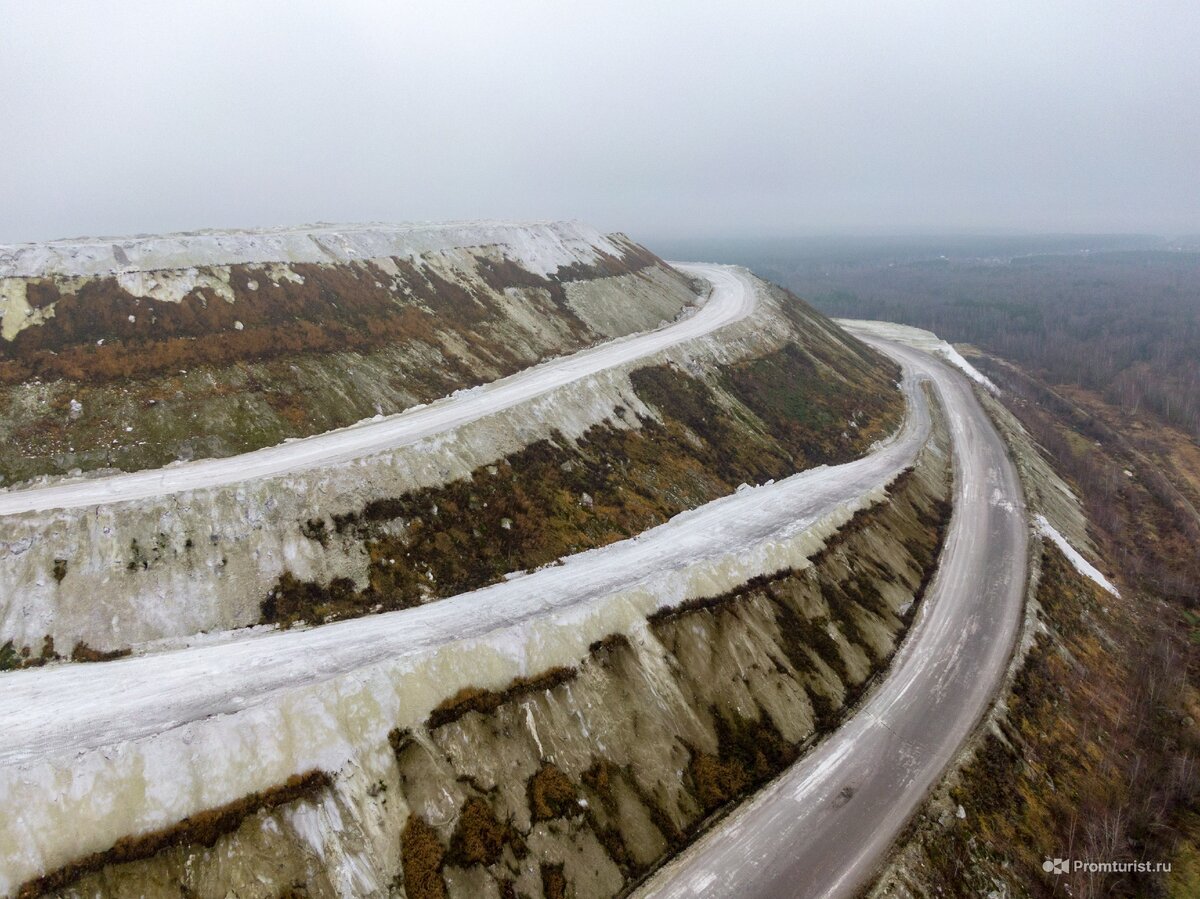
[0,241,904,658]
[14,443,952,899]
[0,225,934,899]
[0,223,693,484]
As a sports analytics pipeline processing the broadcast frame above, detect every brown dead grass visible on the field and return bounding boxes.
[688,751,750,812]
[70,641,132,663]
[540,862,567,899]
[447,797,510,867]
[0,247,656,385]
[528,764,580,822]
[425,667,577,730]
[17,770,330,899]
[264,345,905,631]
[400,814,448,899]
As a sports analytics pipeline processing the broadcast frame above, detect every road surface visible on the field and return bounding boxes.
[0,264,753,515]
[637,331,1028,899]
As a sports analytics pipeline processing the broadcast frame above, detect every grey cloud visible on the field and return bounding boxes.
[2,0,1197,243]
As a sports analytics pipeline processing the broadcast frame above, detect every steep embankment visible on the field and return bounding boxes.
[631,329,1028,899]
[869,350,1200,899]
[0,222,691,484]
[0,228,924,899]
[0,262,902,657]
[11,430,950,899]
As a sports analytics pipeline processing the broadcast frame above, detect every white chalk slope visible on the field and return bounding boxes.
[0,220,628,279]
[0,262,1031,899]
[0,385,932,766]
[0,269,935,892]
[0,262,750,515]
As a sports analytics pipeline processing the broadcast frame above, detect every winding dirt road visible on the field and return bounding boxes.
[0,264,752,515]
[638,330,1028,899]
[0,267,1028,899]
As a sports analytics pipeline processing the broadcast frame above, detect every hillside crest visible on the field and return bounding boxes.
[0,220,625,279]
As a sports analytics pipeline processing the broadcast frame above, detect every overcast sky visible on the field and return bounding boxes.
[3,1,1198,244]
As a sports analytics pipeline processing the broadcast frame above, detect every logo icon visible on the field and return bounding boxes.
[1043,858,1070,875]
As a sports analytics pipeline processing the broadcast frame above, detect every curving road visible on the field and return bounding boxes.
[0,266,1027,898]
[638,330,1028,899]
[0,357,933,769]
[0,264,753,515]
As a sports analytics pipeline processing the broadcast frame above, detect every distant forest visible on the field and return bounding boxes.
[653,235,1200,439]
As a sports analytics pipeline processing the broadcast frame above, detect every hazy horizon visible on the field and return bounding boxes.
[4,1,1198,244]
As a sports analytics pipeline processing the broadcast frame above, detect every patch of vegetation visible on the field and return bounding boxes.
[0,636,60,671]
[724,342,900,468]
[71,642,132,663]
[540,863,567,899]
[16,770,331,899]
[688,712,798,813]
[260,573,369,628]
[588,632,631,655]
[400,814,448,899]
[984,358,1200,605]
[896,547,1200,898]
[528,764,581,822]
[425,667,578,730]
[1186,610,1200,647]
[447,797,518,868]
[262,344,905,629]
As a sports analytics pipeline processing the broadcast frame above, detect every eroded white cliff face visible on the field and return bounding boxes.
[0,222,693,491]
[0,222,642,339]
[0,268,789,652]
[0,428,945,897]
[0,239,925,898]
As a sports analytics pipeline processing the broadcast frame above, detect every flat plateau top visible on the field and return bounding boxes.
[0,220,624,279]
